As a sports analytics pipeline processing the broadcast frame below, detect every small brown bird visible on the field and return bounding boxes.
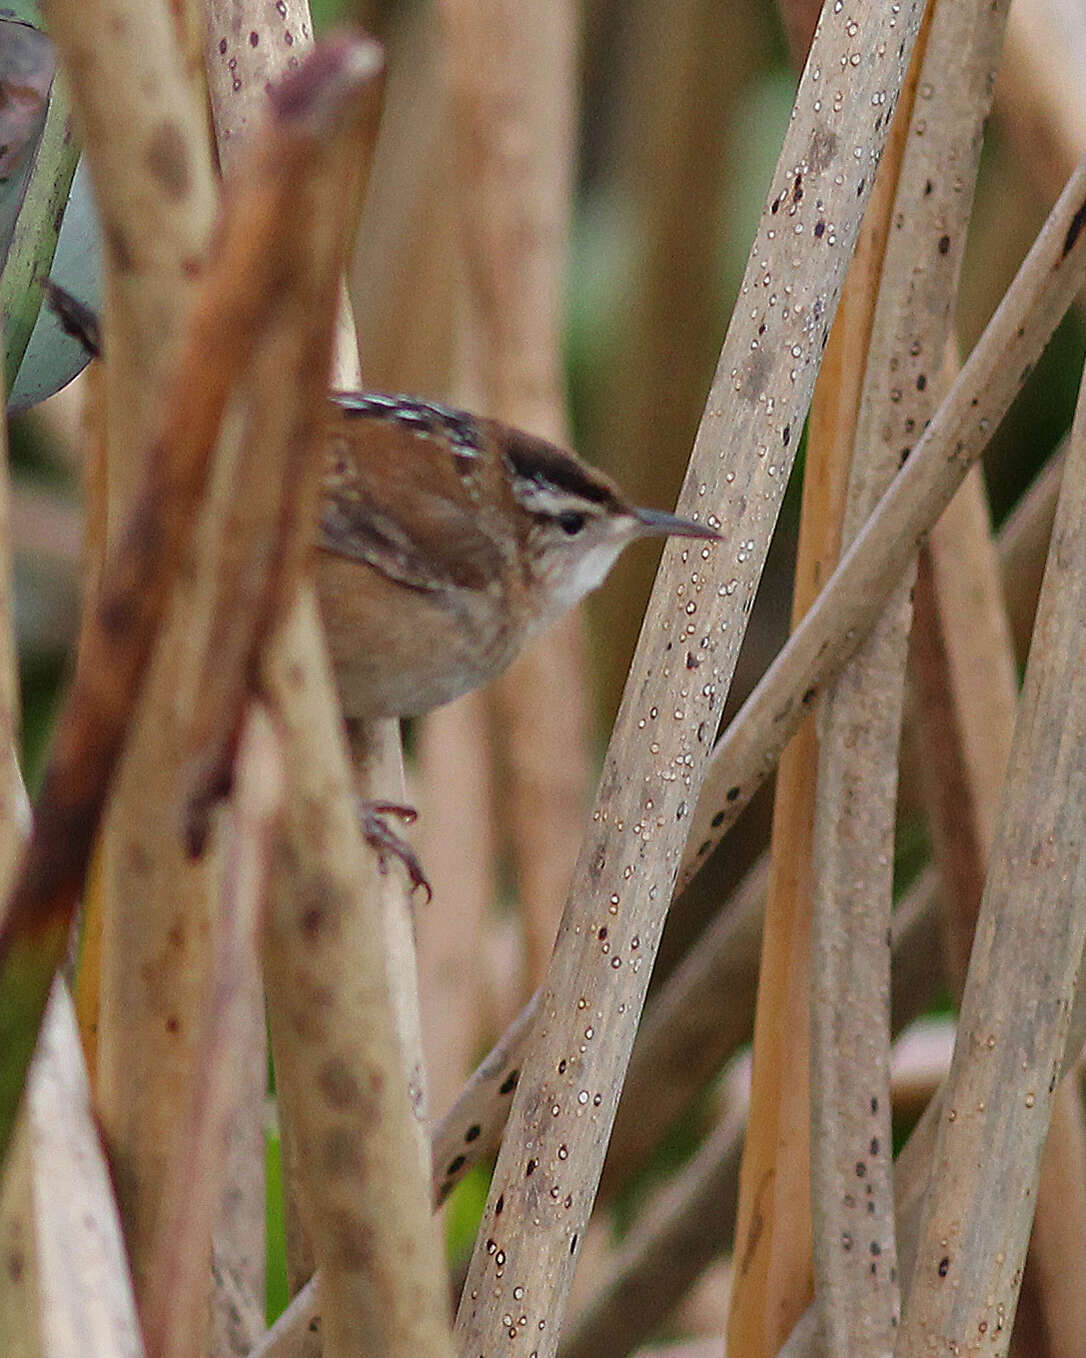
[315,392,720,721]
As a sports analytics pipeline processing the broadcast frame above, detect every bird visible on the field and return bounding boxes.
[315,391,719,722]
[44,283,720,889]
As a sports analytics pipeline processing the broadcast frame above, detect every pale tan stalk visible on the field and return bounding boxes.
[417,691,496,1119]
[808,3,1009,1349]
[997,443,1065,662]
[350,3,459,395]
[997,0,1086,207]
[451,3,930,1338]
[142,708,282,1358]
[561,968,949,1358]
[29,984,144,1358]
[0,1121,39,1358]
[439,0,588,987]
[728,13,924,1347]
[681,155,1086,894]
[45,0,221,1298]
[894,353,1086,1357]
[591,0,758,712]
[910,467,1018,993]
[262,590,453,1358]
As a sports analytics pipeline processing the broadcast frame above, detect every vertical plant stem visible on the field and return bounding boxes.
[44,0,222,1301]
[29,985,145,1358]
[728,15,926,1350]
[438,0,589,987]
[894,354,1086,1358]
[809,2,1009,1351]
[453,2,929,1349]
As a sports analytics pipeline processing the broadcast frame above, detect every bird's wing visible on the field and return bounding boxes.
[318,480,503,595]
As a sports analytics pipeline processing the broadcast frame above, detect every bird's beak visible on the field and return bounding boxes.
[633,506,721,541]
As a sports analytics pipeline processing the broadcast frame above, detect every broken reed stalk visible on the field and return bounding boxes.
[453,5,931,1348]
[894,352,1086,1357]
[681,150,1086,893]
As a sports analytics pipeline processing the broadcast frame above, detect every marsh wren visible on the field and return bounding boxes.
[315,392,720,721]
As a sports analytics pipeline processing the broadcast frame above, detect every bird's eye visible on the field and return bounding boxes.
[556,511,586,536]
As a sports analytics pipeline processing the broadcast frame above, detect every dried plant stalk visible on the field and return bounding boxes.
[809,3,1009,1349]
[430,858,941,1210]
[682,152,1086,891]
[141,708,282,1358]
[439,0,589,987]
[562,1107,747,1358]
[997,0,1086,207]
[728,13,924,1347]
[261,592,454,1358]
[894,353,1086,1355]
[910,465,1018,993]
[997,443,1065,662]
[417,693,497,1118]
[603,857,767,1200]
[29,984,144,1358]
[454,7,930,1345]
[44,0,222,1294]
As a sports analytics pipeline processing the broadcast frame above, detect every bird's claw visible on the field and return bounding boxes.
[358,800,432,902]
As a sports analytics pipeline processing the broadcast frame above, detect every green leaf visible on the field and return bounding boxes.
[1,46,81,396]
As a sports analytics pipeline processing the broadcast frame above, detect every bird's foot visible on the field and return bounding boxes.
[358,800,432,902]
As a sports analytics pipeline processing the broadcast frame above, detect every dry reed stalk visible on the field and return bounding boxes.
[438,0,590,989]
[0,1118,39,1358]
[997,444,1065,662]
[27,985,144,1358]
[0,33,351,1170]
[910,465,1018,993]
[590,0,754,713]
[894,350,1086,1356]
[450,2,929,1336]
[727,14,926,1349]
[350,3,459,396]
[681,153,1086,892]
[996,0,1086,208]
[262,589,454,1358]
[141,708,282,1358]
[562,1106,747,1358]
[809,3,1009,1350]
[430,857,941,1210]
[42,0,222,1294]
[417,691,497,1118]
[561,943,950,1358]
